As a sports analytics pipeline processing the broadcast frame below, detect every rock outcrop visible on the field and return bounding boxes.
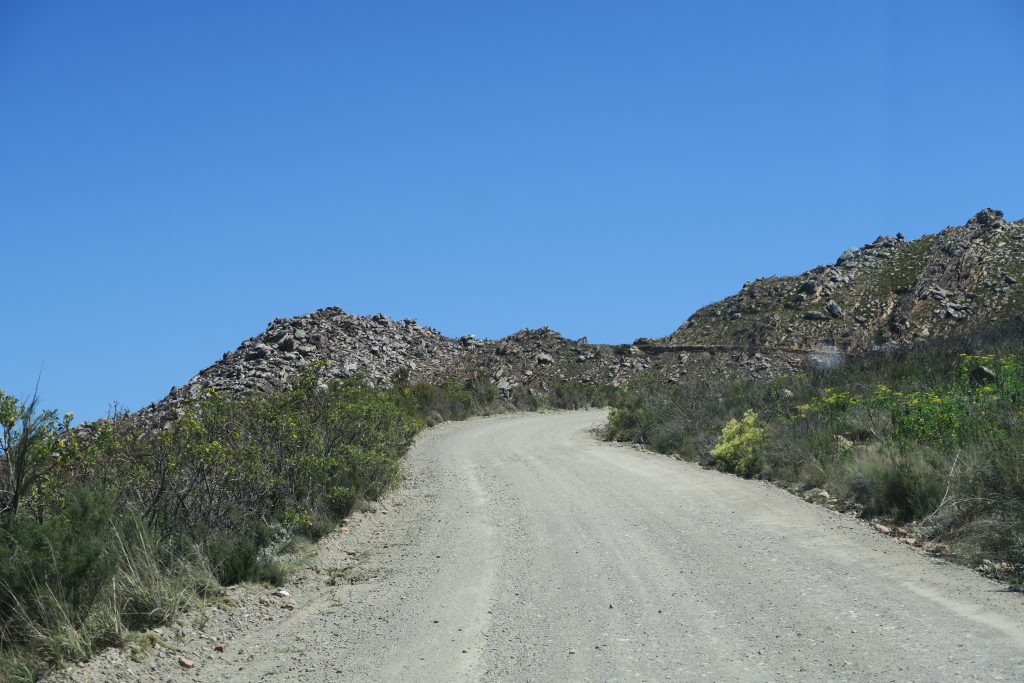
[664,209,1023,353]
[139,209,1021,422]
[138,310,796,424]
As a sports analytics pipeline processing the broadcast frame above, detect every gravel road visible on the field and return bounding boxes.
[63,410,1024,681]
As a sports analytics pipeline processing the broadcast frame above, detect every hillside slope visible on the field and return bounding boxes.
[664,209,1023,352]
[142,209,1021,423]
[142,310,648,423]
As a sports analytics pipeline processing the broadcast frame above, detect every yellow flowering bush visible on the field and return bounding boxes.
[710,410,765,478]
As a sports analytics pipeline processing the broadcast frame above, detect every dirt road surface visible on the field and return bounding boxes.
[63,411,1024,681]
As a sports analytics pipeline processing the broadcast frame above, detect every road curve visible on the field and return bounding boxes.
[82,410,1024,681]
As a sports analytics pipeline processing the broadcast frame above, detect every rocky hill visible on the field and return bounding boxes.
[141,309,658,423]
[141,209,1021,422]
[662,209,1023,353]
[141,309,777,423]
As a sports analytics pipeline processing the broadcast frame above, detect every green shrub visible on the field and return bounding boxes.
[844,447,945,521]
[0,368,430,674]
[0,487,118,631]
[548,382,621,410]
[0,488,203,674]
[709,410,765,477]
[605,406,649,443]
[327,485,358,517]
[207,535,260,586]
[510,385,539,411]
[0,389,75,520]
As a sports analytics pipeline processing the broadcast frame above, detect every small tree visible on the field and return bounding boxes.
[710,409,765,478]
[0,390,70,520]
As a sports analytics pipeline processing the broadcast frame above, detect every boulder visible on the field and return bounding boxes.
[798,280,820,295]
[966,208,1004,229]
[836,248,858,265]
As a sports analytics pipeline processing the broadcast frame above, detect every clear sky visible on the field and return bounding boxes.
[2,1,1022,421]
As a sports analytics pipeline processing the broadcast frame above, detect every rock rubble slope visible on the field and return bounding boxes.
[140,310,644,422]
[141,209,1021,421]
[666,208,1024,352]
[139,311,767,422]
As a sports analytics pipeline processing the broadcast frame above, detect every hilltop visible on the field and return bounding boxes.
[140,209,1021,424]
[141,310,640,423]
[663,208,1023,353]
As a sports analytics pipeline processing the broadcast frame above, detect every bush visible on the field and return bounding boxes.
[0,390,74,520]
[548,382,621,410]
[0,487,117,621]
[844,448,946,521]
[207,533,254,585]
[0,368,431,675]
[709,410,765,477]
[606,406,651,443]
[0,488,205,676]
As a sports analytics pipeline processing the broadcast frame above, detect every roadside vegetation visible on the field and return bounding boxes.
[608,328,1024,583]
[16,323,1023,679]
[0,365,608,681]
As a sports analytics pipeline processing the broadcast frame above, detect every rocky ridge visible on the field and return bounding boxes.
[140,310,780,424]
[141,309,468,422]
[664,209,1023,353]
[141,209,1020,422]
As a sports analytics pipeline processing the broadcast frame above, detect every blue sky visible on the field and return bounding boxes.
[2,1,1022,420]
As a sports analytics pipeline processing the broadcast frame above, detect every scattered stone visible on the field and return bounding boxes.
[873,523,892,535]
[178,656,195,669]
[836,248,858,264]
